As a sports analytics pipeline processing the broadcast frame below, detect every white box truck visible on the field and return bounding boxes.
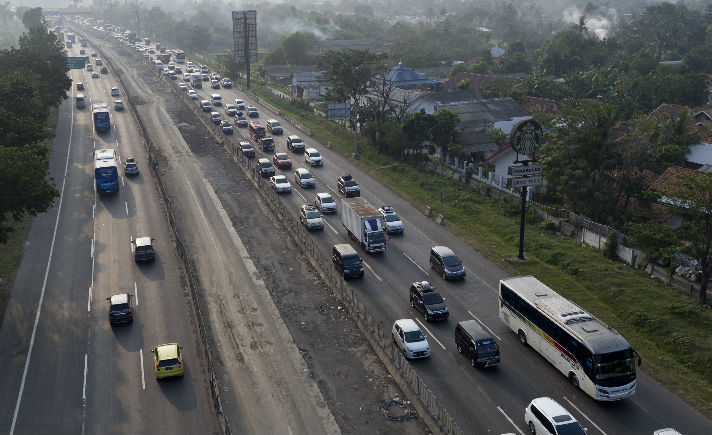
[341,197,386,253]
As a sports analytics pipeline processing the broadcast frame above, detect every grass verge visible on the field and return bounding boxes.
[0,106,59,324]
[233,74,712,417]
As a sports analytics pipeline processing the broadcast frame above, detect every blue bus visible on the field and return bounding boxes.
[92,103,111,133]
[94,149,119,193]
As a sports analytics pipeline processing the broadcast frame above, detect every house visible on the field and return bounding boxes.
[445,72,492,91]
[291,70,327,100]
[408,90,483,116]
[650,166,712,226]
[259,65,319,86]
[383,63,441,90]
[521,96,565,116]
[490,45,505,58]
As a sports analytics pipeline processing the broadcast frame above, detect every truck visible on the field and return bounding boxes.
[80,38,87,47]
[341,197,386,253]
[157,54,171,64]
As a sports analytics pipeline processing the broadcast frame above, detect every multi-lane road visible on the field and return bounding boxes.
[1,24,711,435]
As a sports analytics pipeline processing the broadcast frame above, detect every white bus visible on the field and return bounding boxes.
[498,276,640,401]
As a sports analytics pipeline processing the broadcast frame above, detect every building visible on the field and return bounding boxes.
[383,63,441,90]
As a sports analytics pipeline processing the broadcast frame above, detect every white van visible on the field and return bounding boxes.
[524,397,587,435]
[211,93,222,106]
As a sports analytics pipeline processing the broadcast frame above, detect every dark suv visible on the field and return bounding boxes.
[410,281,449,321]
[429,246,466,280]
[107,293,133,324]
[337,174,360,197]
[257,158,275,177]
[286,135,305,153]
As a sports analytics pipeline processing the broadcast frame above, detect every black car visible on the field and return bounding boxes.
[429,246,466,280]
[107,293,133,324]
[100,66,108,74]
[259,136,274,152]
[409,281,449,321]
[257,158,275,177]
[132,237,155,262]
[338,174,360,197]
[455,320,500,368]
[286,135,305,153]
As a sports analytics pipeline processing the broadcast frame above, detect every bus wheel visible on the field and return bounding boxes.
[518,330,527,345]
[569,372,579,388]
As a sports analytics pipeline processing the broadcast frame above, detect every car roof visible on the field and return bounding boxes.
[288,135,301,140]
[258,158,270,163]
[432,245,456,257]
[529,397,575,422]
[305,148,318,153]
[457,320,492,341]
[395,319,420,332]
[135,236,152,246]
[295,167,310,174]
[155,343,179,360]
[109,293,129,305]
[317,192,332,199]
[273,174,288,180]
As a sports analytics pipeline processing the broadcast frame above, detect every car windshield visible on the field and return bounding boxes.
[277,155,289,160]
[136,246,152,253]
[404,330,425,343]
[300,173,312,179]
[321,197,334,203]
[443,256,462,267]
[476,340,498,353]
[275,178,287,184]
[595,349,635,380]
[343,257,361,266]
[291,138,302,144]
[345,180,357,187]
[384,214,400,222]
[261,162,271,168]
[306,211,320,219]
[422,292,443,305]
[242,145,253,150]
[554,422,587,435]
[310,152,321,157]
[157,358,179,368]
[110,303,129,311]
[272,122,281,127]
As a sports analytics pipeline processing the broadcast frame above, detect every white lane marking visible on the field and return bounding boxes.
[93,140,95,149]
[113,125,117,132]
[87,286,92,312]
[467,310,502,341]
[139,349,146,390]
[326,184,337,195]
[563,397,608,435]
[121,177,125,187]
[82,353,88,401]
[115,139,119,147]
[118,155,122,165]
[293,188,306,201]
[402,252,428,275]
[415,318,446,350]
[134,281,139,306]
[92,203,95,219]
[497,406,525,435]
[324,220,338,234]
[90,238,94,258]
[464,266,497,294]
[362,261,382,282]
[125,201,128,216]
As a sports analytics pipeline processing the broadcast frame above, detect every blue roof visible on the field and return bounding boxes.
[384,63,440,89]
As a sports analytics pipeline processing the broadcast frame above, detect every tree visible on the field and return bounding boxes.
[0,69,50,149]
[457,78,470,90]
[282,31,317,65]
[539,101,619,221]
[21,7,44,29]
[430,109,461,158]
[401,109,435,150]
[0,146,59,243]
[671,172,712,304]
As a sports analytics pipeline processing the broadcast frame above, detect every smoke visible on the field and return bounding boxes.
[562,6,618,39]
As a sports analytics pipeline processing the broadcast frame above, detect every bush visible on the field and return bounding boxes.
[603,231,619,259]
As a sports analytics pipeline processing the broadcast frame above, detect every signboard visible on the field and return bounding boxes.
[67,56,86,69]
[510,119,543,157]
[232,10,257,64]
[506,176,545,188]
[508,164,543,177]
[327,103,351,121]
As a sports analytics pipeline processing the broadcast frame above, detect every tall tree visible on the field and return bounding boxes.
[539,100,619,221]
[430,109,461,158]
[21,7,44,29]
[0,69,50,149]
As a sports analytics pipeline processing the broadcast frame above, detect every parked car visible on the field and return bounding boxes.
[270,175,292,193]
[409,281,448,321]
[107,293,133,325]
[315,192,337,214]
[299,204,324,231]
[392,319,430,359]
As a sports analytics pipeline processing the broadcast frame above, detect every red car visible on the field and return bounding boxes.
[273,152,292,169]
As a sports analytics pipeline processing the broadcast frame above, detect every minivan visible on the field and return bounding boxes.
[524,397,587,435]
[455,320,499,368]
[75,94,86,109]
[332,244,364,279]
[429,246,466,280]
[211,93,222,106]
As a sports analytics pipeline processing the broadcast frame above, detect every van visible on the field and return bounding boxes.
[211,93,222,106]
[332,244,364,279]
[524,397,587,435]
[75,94,86,109]
[429,246,466,280]
[200,100,211,112]
[455,320,499,368]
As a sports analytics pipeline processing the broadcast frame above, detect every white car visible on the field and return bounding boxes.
[392,319,430,359]
[378,205,404,234]
[234,99,246,110]
[299,205,324,231]
[315,192,337,214]
[178,82,187,90]
[304,148,323,166]
[270,175,292,193]
[525,397,587,435]
[188,89,199,100]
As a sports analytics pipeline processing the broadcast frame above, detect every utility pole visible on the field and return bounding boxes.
[244,18,250,89]
[352,107,359,160]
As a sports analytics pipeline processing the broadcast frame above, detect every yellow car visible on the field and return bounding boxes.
[151,343,184,379]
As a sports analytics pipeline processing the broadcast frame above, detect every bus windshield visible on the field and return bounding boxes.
[595,349,635,380]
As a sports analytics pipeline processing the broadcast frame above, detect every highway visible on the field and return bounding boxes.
[0,41,217,434]
[98,35,712,435]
